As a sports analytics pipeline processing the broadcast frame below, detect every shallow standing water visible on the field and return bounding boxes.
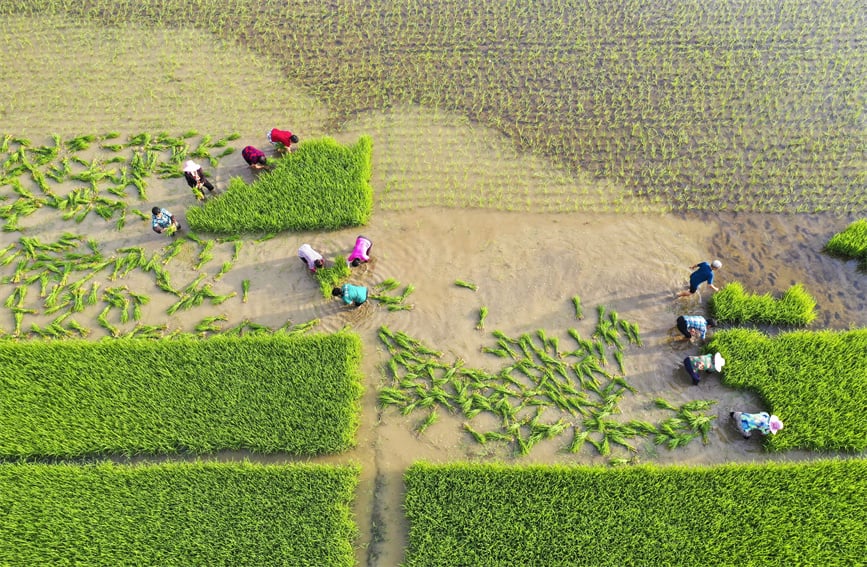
[2,15,865,564]
[97,203,867,566]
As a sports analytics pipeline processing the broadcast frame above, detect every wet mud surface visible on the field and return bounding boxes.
[103,203,865,566]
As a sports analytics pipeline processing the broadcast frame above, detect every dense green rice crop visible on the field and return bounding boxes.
[0,333,363,457]
[187,137,372,233]
[709,281,817,326]
[404,460,867,566]
[0,461,358,566]
[825,219,867,269]
[707,328,867,451]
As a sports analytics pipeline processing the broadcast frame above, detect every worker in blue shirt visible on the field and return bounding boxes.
[151,206,179,234]
[675,315,715,342]
[677,260,722,298]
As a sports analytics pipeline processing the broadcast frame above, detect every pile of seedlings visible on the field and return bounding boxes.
[378,303,716,463]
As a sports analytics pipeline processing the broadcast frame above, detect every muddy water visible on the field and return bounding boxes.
[92,204,866,566]
[8,148,866,567]
[5,16,864,567]
[323,208,866,567]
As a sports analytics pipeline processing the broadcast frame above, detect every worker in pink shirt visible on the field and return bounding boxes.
[267,128,299,152]
[347,235,372,267]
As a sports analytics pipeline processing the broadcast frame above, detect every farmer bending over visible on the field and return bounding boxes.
[683,352,725,386]
[298,243,325,272]
[347,235,373,267]
[730,411,783,439]
[268,128,299,152]
[677,260,722,298]
[151,206,179,234]
[183,160,215,200]
[675,315,715,342]
[332,284,368,308]
[242,146,269,169]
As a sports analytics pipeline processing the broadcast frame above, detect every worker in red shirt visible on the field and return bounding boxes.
[267,128,299,152]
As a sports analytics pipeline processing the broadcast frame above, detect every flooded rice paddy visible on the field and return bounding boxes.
[108,201,863,566]
[2,13,865,567]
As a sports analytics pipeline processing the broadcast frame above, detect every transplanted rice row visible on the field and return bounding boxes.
[0,461,358,567]
[5,1,863,213]
[708,327,867,451]
[0,333,363,458]
[403,460,867,566]
[709,281,818,326]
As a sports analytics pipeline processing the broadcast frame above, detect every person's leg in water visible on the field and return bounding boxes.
[676,316,691,339]
[684,357,701,385]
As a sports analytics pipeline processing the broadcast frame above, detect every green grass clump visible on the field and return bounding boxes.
[709,281,817,326]
[825,219,867,269]
[187,136,372,233]
[404,460,867,566]
[708,327,867,451]
[0,461,358,566]
[315,255,352,298]
[0,333,363,457]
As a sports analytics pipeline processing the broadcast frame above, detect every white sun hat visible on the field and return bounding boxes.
[768,415,784,434]
[711,260,722,269]
[713,353,726,372]
[183,160,199,173]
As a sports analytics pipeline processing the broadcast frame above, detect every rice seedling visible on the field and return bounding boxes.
[375,278,401,292]
[0,462,358,566]
[404,460,867,566]
[370,281,415,311]
[377,295,651,457]
[242,279,250,303]
[475,306,488,330]
[454,280,478,291]
[187,137,373,233]
[314,256,351,298]
[278,318,321,337]
[416,410,439,435]
[709,282,817,326]
[571,295,584,319]
[0,333,363,457]
[193,240,215,271]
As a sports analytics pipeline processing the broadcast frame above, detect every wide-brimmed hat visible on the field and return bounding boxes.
[183,160,199,173]
[713,353,726,372]
[769,415,784,434]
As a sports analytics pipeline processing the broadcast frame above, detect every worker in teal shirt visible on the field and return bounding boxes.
[333,283,368,307]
